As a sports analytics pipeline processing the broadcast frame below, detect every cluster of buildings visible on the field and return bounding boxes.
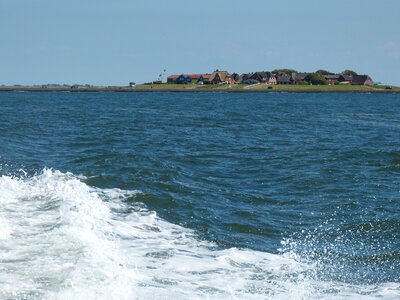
[167,71,234,85]
[167,70,374,86]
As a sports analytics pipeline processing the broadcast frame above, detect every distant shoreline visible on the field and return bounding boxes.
[0,85,399,94]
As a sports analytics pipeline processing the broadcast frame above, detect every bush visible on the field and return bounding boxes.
[272,69,298,75]
[342,70,358,76]
[316,69,333,75]
[307,73,327,85]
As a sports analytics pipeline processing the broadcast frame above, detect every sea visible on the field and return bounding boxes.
[0,91,399,299]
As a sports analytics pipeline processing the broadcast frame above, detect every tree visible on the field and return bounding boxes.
[342,70,358,77]
[315,69,333,75]
[271,68,298,75]
[306,73,327,85]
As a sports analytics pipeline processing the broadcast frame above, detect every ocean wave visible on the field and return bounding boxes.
[0,169,399,300]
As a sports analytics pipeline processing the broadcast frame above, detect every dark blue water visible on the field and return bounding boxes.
[1,91,399,293]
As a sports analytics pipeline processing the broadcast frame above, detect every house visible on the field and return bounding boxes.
[248,71,269,83]
[292,72,310,84]
[167,75,180,84]
[209,70,230,84]
[183,74,211,84]
[338,74,353,84]
[167,74,211,84]
[176,75,192,84]
[230,73,241,82]
[277,74,293,85]
[241,72,277,85]
[323,75,341,85]
[267,74,277,85]
[238,73,250,84]
[179,74,212,84]
[196,74,211,84]
[225,75,236,85]
[352,75,373,86]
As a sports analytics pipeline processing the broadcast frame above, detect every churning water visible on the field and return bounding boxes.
[0,91,399,299]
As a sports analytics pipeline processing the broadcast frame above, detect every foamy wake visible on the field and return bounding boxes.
[0,169,398,300]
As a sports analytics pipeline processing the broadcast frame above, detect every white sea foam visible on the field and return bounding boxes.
[0,169,398,300]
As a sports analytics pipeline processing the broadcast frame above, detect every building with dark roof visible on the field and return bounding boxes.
[323,75,341,85]
[167,74,211,84]
[338,74,353,83]
[352,75,374,86]
[292,72,311,84]
[248,72,269,83]
[277,74,293,84]
[230,73,241,82]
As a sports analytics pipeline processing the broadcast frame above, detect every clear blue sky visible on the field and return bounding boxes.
[1,0,399,85]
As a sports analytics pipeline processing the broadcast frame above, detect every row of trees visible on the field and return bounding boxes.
[314,69,358,76]
[271,69,358,76]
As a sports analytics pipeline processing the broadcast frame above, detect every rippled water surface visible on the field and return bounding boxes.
[0,91,399,299]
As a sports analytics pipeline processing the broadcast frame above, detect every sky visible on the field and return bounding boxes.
[1,0,399,86]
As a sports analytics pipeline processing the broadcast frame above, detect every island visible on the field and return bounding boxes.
[1,69,399,93]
